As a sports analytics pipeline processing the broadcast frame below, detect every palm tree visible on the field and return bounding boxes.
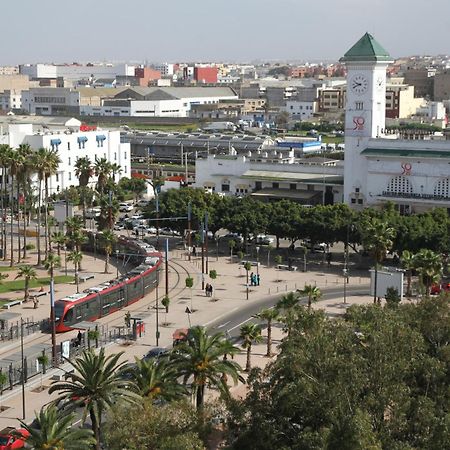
[100,230,117,274]
[17,144,33,260]
[15,265,37,303]
[8,149,24,266]
[128,357,186,401]
[360,218,396,303]
[32,148,48,265]
[44,252,61,363]
[298,284,322,310]
[42,148,61,258]
[401,250,416,297]
[94,157,112,195]
[52,231,66,257]
[254,308,279,357]
[67,250,83,293]
[49,348,140,450]
[171,326,243,409]
[0,145,12,261]
[275,291,300,336]
[18,404,95,450]
[414,249,443,296]
[110,162,122,182]
[74,157,93,225]
[240,322,263,372]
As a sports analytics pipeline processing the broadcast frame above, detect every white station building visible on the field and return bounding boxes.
[341,33,450,214]
[0,119,130,196]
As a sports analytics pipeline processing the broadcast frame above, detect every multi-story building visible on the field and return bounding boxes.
[433,70,450,101]
[0,122,130,196]
[21,88,80,115]
[317,86,346,112]
[403,67,435,98]
[385,82,423,119]
[284,87,318,119]
[0,90,23,111]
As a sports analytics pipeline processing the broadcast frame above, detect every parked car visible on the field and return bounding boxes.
[302,240,327,252]
[135,199,151,208]
[0,428,29,450]
[143,347,168,360]
[85,208,101,219]
[430,281,450,295]
[253,234,274,245]
[119,203,134,213]
[220,233,244,244]
[114,223,125,231]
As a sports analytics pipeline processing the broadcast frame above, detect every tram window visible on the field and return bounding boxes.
[64,308,74,323]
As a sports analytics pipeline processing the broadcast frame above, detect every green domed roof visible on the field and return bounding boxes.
[340,33,392,62]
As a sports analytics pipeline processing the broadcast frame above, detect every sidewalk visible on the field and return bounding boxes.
[0,244,372,428]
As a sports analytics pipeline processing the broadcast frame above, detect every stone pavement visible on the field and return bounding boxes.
[0,242,373,429]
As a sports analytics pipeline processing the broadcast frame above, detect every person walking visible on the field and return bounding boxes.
[209,284,214,297]
[256,274,261,286]
[250,272,254,286]
[192,245,197,257]
[205,283,210,297]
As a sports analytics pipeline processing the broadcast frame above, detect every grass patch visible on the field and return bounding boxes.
[0,266,16,272]
[0,276,74,293]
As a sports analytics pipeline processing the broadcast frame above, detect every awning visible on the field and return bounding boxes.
[251,188,322,201]
[77,136,88,143]
[241,169,343,185]
[50,138,61,146]
[96,134,106,141]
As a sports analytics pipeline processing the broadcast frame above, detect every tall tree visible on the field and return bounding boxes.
[49,349,140,450]
[67,250,83,293]
[414,249,443,296]
[128,357,187,401]
[0,145,12,261]
[18,404,95,450]
[360,218,396,303]
[15,265,37,303]
[255,308,279,357]
[94,157,112,195]
[171,326,243,409]
[401,250,416,297]
[100,229,117,274]
[17,144,33,260]
[74,156,93,225]
[276,291,300,337]
[240,322,263,372]
[298,284,322,310]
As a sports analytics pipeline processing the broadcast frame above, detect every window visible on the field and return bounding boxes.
[55,174,59,182]
[357,198,363,204]
[355,187,360,193]
[272,182,279,189]
[68,172,72,181]
[124,166,127,173]
[290,183,296,190]
[67,142,70,150]
[351,198,356,204]
[222,184,230,192]
[355,101,363,110]
[124,152,127,160]
[255,181,262,190]
[68,157,71,166]
[114,152,117,161]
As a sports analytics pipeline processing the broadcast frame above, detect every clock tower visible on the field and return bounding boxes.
[340,33,393,207]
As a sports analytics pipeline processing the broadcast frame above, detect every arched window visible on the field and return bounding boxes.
[386,176,413,194]
[434,178,450,198]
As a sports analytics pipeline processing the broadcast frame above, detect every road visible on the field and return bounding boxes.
[206,284,369,338]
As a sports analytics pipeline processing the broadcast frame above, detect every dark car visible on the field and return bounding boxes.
[143,347,168,360]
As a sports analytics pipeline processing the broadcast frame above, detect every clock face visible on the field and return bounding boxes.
[350,74,369,95]
[376,76,385,91]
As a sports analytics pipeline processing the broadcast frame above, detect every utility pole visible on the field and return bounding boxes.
[201,221,205,290]
[185,152,189,185]
[155,194,160,249]
[204,211,209,274]
[187,202,192,261]
[108,191,113,230]
[20,318,25,420]
[165,238,169,298]
[155,267,159,346]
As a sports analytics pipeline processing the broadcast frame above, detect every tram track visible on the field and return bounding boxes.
[0,252,197,361]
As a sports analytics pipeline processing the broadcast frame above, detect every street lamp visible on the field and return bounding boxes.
[256,246,260,278]
[115,249,119,278]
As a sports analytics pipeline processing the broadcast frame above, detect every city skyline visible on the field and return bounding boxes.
[3,0,450,65]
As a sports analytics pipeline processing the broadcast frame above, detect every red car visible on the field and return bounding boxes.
[430,282,450,295]
[0,428,29,450]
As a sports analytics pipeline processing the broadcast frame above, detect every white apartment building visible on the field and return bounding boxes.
[154,63,174,77]
[0,90,22,111]
[0,123,130,197]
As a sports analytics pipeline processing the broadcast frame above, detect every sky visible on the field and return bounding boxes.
[4,0,450,65]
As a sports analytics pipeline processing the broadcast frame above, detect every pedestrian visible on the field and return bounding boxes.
[250,272,254,286]
[192,245,197,257]
[77,330,82,347]
[326,252,332,267]
[205,283,210,297]
[33,297,39,309]
[209,284,214,297]
[256,274,260,286]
